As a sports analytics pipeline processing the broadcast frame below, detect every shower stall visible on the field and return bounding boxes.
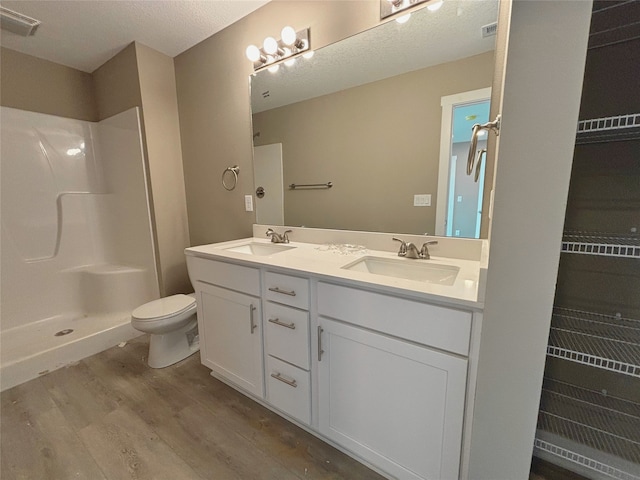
[1,106,160,391]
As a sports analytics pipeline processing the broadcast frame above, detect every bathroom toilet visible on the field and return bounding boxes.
[131,294,199,368]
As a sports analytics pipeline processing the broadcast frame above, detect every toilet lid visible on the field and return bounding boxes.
[132,294,196,321]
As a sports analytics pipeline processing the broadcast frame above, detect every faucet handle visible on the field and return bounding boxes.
[420,240,438,259]
[392,237,407,257]
[266,228,274,237]
[282,230,292,243]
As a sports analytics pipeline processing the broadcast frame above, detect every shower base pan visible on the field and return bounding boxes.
[0,312,142,392]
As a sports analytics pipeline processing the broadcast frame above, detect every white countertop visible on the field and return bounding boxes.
[185,237,485,310]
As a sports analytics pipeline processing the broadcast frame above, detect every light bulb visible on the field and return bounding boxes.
[263,36,278,55]
[281,26,297,46]
[246,45,261,62]
[395,13,411,24]
[268,64,280,73]
[427,0,444,11]
[302,50,314,59]
[284,57,296,67]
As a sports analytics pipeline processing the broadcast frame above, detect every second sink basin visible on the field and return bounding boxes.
[224,242,296,256]
[342,256,460,285]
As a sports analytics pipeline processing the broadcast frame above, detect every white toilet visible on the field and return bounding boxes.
[131,294,199,368]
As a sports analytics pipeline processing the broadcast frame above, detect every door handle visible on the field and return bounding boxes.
[318,326,324,361]
[268,287,296,297]
[249,304,257,334]
[268,317,296,329]
[270,372,297,388]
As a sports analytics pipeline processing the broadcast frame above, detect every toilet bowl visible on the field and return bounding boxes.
[131,294,199,368]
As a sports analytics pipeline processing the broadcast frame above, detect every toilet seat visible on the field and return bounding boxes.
[132,294,196,322]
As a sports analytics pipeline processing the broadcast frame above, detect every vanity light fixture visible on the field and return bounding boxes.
[246,26,311,73]
[381,0,444,20]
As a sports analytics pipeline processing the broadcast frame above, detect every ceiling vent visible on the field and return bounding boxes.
[481,22,498,38]
[0,7,41,37]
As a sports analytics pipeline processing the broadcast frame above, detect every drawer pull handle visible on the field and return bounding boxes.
[268,287,296,297]
[249,304,257,334]
[268,318,296,329]
[318,326,324,361]
[271,372,297,388]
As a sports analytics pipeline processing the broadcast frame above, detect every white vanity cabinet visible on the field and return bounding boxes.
[317,282,471,480]
[263,271,312,424]
[187,257,265,398]
[185,244,481,480]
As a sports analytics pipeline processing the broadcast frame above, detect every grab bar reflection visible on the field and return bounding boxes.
[289,182,333,190]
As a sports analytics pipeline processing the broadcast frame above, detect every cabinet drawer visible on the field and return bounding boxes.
[264,272,309,309]
[186,256,260,296]
[264,302,310,370]
[317,282,472,356]
[266,355,311,425]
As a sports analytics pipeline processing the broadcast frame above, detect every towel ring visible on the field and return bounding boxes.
[222,165,240,191]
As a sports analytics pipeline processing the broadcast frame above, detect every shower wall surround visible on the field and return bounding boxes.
[0,106,159,390]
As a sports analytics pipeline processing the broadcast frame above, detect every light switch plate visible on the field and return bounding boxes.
[413,194,431,207]
[244,195,254,212]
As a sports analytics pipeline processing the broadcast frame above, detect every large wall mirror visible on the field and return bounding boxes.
[250,0,499,238]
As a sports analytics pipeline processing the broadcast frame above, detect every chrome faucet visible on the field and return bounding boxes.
[266,228,291,244]
[393,238,438,259]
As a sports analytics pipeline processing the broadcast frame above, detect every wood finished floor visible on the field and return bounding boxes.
[1,336,562,480]
[0,336,384,480]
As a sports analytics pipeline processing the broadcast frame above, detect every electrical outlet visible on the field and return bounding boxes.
[413,194,431,206]
[244,195,254,212]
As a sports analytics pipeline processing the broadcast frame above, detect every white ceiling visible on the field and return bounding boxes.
[0,0,270,73]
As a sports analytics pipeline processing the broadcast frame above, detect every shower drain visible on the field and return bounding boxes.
[54,329,74,336]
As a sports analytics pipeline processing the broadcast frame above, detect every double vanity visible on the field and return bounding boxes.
[185,225,487,480]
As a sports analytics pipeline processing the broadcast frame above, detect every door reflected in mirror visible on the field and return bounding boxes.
[250,0,499,238]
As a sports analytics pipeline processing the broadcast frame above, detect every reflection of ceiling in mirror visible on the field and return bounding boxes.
[251,0,499,114]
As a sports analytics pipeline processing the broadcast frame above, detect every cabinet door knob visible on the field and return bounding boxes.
[268,317,296,329]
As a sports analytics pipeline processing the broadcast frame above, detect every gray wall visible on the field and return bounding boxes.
[1,47,97,121]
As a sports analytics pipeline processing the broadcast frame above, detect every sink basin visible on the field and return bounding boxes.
[342,256,460,285]
[224,242,296,256]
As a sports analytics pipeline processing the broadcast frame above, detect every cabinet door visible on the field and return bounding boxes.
[197,282,264,398]
[318,317,467,480]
